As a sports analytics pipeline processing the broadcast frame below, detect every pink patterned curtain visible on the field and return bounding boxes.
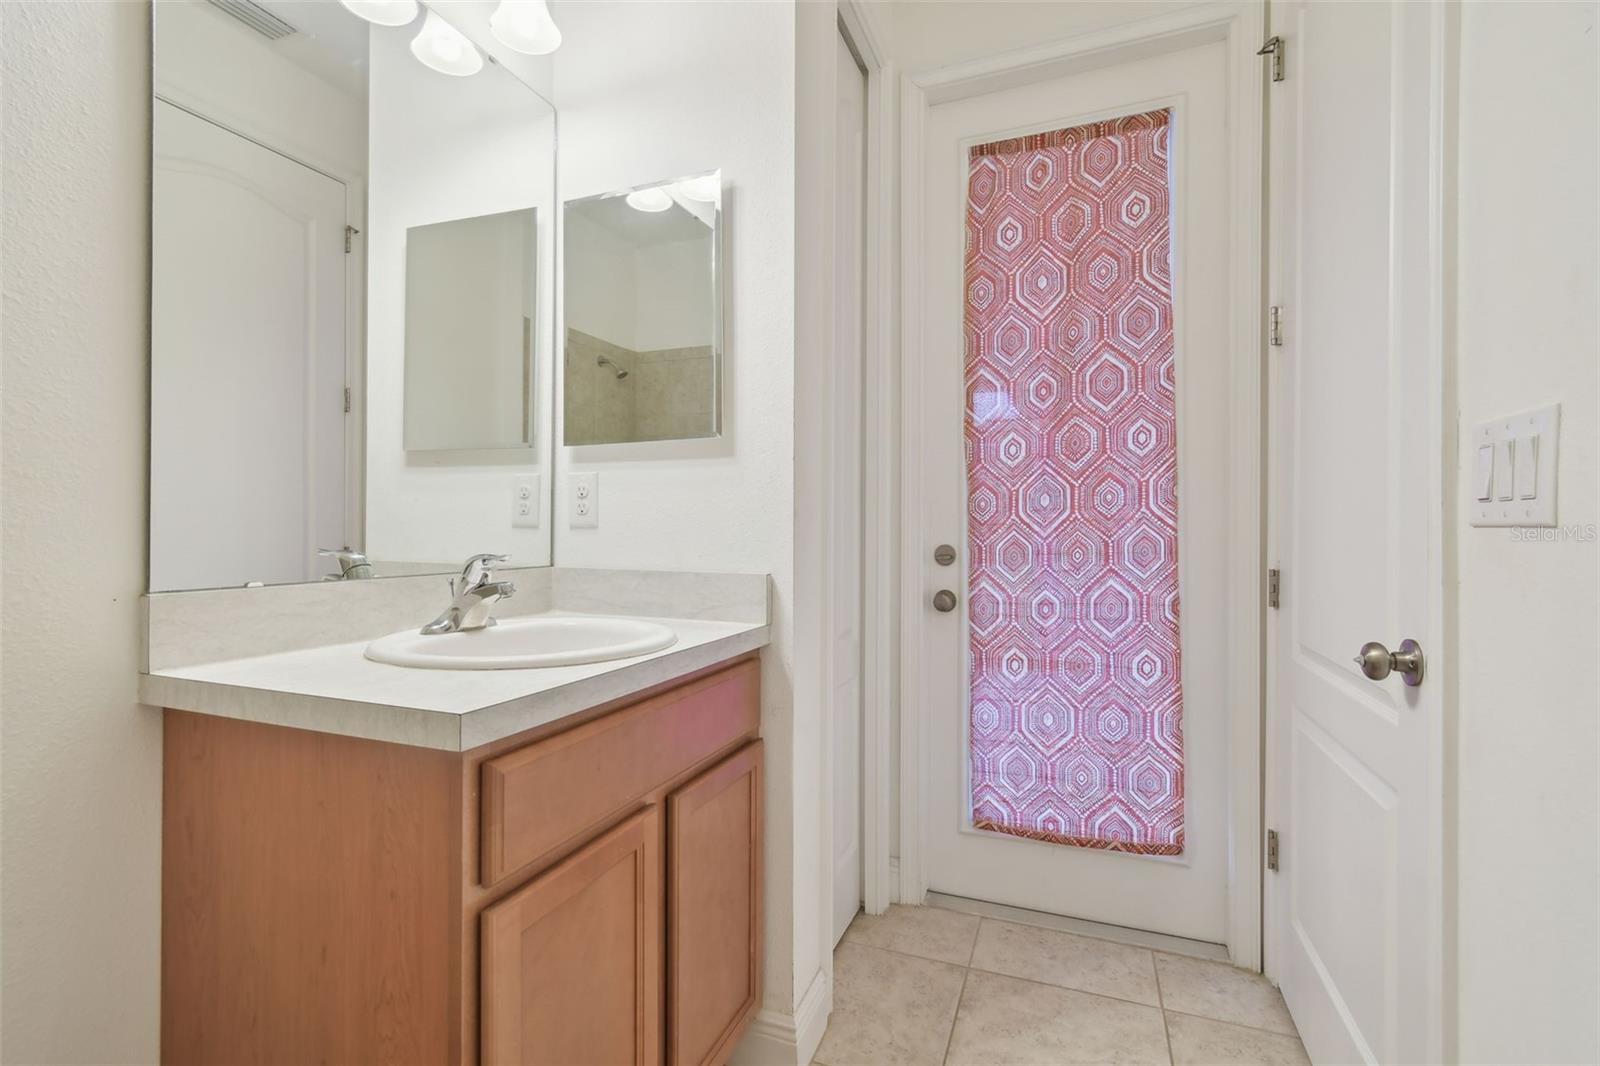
[964,109,1183,856]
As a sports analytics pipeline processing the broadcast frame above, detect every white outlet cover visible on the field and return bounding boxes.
[1470,403,1559,527]
[511,474,540,529]
[569,472,598,529]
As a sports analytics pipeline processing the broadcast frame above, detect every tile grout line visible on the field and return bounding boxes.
[927,895,1227,962]
[845,936,1299,1040]
[1154,950,1175,1066]
[940,963,972,1066]
[1161,1007,1304,1041]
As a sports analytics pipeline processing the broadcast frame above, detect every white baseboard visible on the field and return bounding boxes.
[728,967,832,1066]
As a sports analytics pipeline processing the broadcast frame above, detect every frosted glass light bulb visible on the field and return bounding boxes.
[625,188,673,213]
[489,0,562,55]
[339,0,420,26]
[410,10,483,77]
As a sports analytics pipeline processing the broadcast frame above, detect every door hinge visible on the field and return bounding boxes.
[343,386,352,414]
[1268,568,1281,609]
[1257,35,1285,82]
[345,224,359,253]
[1267,829,1280,872]
[1268,305,1284,347]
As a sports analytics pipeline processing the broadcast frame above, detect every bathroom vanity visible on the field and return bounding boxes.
[143,3,756,1060]
[146,568,769,1066]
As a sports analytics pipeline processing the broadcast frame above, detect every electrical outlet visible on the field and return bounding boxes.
[511,475,539,529]
[569,472,598,528]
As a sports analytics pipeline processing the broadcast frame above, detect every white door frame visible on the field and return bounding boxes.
[884,1,1267,968]
[838,0,901,920]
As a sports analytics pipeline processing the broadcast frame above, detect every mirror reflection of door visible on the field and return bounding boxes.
[150,99,349,591]
[404,208,537,452]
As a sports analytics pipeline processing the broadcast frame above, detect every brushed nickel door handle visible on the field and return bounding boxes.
[933,589,958,613]
[1354,639,1425,687]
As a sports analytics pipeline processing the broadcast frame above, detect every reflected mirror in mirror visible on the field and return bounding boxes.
[150,0,556,592]
[405,208,536,451]
[563,171,721,446]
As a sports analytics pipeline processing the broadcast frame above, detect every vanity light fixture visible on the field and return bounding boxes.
[411,8,484,77]
[675,174,721,203]
[338,0,419,26]
[489,0,562,55]
[625,187,673,213]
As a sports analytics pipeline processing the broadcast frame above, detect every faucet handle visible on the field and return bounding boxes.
[454,553,509,592]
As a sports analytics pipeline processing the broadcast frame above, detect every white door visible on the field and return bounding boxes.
[1265,2,1446,1062]
[151,99,348,590]
[830,28,868,946]
[916,42,1235,941]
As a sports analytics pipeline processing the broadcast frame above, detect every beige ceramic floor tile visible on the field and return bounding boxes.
[814,942,967,1066]
[969,918,1160,1006]
[1165,1012,1311,1065]
[1154,953,1298,1035]
[945,969,1170,1065]
[842,904,982,965]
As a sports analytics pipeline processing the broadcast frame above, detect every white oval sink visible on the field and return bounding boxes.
[365,615,677,670]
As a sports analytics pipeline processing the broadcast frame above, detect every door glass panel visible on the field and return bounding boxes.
[964,109,1183,855]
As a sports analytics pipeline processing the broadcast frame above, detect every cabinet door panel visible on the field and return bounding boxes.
[481,807,663,1066]
[668,742,763,1066]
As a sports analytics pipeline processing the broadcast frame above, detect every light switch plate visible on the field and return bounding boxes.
[569,472,598,529]
[1470,403,1559,527]
[511,474,539,529]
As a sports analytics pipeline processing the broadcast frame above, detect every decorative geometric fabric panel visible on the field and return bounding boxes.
[964,109,1183,856]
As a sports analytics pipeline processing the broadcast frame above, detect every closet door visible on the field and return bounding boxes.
[481,807,663,1066]
[667,742,763,1066]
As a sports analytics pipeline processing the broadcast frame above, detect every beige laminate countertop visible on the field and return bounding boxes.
[140,612,769,751]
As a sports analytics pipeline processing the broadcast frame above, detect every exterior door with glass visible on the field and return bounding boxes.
[914,40,1234,942]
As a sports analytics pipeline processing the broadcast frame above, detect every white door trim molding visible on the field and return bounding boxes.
[892,0,1266,970]
[839,0,901,919]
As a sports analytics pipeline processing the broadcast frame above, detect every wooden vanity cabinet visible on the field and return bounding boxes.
[162,655,762,1066]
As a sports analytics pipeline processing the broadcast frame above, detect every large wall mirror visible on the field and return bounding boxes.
[150,0,556,591]
[563,172,722,446]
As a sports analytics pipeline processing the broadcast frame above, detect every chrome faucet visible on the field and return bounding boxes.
[421,554,516,635]
[319,547,375,580]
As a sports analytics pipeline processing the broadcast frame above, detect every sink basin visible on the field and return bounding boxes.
[364,614,677,670]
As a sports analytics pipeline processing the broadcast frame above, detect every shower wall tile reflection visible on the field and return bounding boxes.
[565,329,714,445]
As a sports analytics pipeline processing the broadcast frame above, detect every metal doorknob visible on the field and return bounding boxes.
[932,589,958,613]
[1354,639,1425,687]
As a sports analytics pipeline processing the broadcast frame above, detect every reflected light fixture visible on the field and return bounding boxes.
[675,174,721,203]
[410,8,484,76]
[625,187,674,213]
[339,0,420,26]
[489,0,562,55]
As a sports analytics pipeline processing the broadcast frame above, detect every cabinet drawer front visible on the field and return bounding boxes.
[480,806,663,1066]
[668,742,763,1066]
[481,659,759,886]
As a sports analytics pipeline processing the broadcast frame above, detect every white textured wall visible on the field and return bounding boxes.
[1454,3,1600,1062]
[1,2,163,1062]
[881,0,1202,72]
[550,0,805,1043]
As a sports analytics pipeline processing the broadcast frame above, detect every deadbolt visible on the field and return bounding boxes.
[932,589,958,612]
[1354,639,1425,687]
[934,543,957,566]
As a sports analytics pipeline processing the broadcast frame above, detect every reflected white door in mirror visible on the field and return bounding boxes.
[149,0,557,593]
